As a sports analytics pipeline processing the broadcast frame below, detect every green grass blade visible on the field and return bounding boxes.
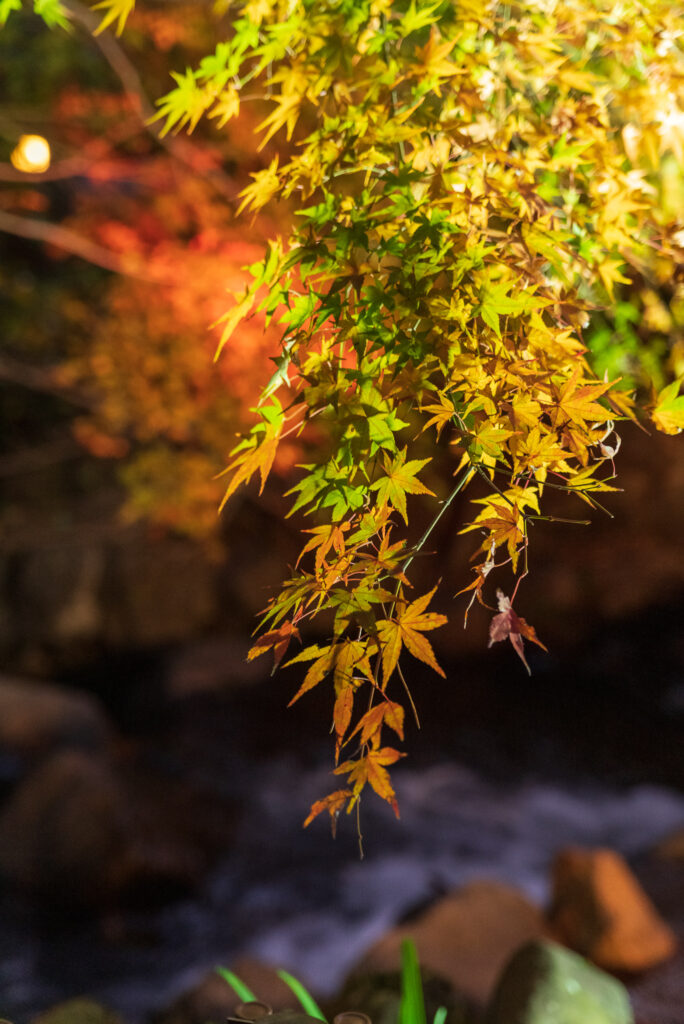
[215,966,258,1003]
[276,969,327,1021]
[400,938,427,1024]
[432,1007,447,1024]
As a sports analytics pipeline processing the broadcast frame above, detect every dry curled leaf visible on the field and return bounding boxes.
[488,588,547,675]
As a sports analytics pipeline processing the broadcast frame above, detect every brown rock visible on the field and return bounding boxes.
[548,847,677,972]
[357,880,546,1008]
[652,828,684,863]
[228,957,303,1011]
[153,961,295,1024]
[103,536,217,647]
[0,675,110,759]
[0,750,204,908]
[0,750,130,906]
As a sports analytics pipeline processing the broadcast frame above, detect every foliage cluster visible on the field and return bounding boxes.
[3,0,684,830]
[0,8,290,538]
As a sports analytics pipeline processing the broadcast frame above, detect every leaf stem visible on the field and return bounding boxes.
[399,466,471,579]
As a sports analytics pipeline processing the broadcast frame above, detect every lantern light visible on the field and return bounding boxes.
[10,134,51,174]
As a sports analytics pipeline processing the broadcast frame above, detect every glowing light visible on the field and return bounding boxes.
[10,134,51,174]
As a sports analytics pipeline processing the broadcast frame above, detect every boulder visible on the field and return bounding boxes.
[30,998,124,1024]
[228,957,304,1011]
[652,828,684,863]
[329,966,473,1024]
[0,750,203,908]
[10,545,104,659]
[152,961,296,1024]
[152,970,243,1024]
[0,750,130,906]
[547,848,676,973]
[0,675,110,760]
[486,939,634,1024]
[358,881,546,1007]
[103,535,217,647]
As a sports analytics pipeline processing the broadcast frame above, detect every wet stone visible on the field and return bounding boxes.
[486,939,634,1024]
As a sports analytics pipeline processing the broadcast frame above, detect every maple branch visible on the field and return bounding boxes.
[0,208,169,280]
[0,156,90,183]
[0,352,95,409]
[400,466,471,577]
[397,661,420,729]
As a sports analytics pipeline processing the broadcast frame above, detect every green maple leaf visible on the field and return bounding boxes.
[0,0,22,25]
[370,449,434,523]
[478,282,546,338]
[652,379,684,435]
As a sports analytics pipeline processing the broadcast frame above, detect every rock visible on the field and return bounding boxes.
[328,966,473,1024]
[652,828,684,863]
[30,998,124,1024]
[548,848,677,973]
[0,750,204,908]
[228,957,304,1011]
[0,750,130,906]
[0,675,110,760]
[152,960,297,1024]
[486,939,634,1024]
[10,545,105,658]
[103,535,217,647]
[358,881,546,1007]
[152,969,241,1024]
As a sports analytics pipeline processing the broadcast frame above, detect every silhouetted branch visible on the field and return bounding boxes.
[0,208,168,280]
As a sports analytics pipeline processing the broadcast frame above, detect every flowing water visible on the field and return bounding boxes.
[3,748,684,1023]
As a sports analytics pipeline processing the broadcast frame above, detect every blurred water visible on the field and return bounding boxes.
[2,751,684,1022]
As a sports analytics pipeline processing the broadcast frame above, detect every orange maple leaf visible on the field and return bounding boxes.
[335,747,405,816]
[376,585,447,686]
[303,788,352,834]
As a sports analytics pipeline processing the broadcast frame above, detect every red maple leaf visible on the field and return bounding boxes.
[488,589,547,675]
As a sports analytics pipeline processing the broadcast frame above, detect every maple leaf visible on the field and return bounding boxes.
[376,585,447,686]
[333,682,355,760]
[330,639,373,758]
[237,156,281,215]
[370,449,434,524]
[335,747,405,816]
[247,618,300,673]
[152,69,213,135]
[209,86,240,128]
[303,788,352,835]
[455,542,497,625]
[420,394,456,438]
[92,0,134,35]
[461,499,526,567]
[297,520,350,574]
[349,699,405,748]
[287,644,336,705]
[652,379,684,435]
[218,400,284,510]
[488,589,547,675]
[546,368,613,429]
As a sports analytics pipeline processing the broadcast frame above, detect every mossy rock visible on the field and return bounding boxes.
[486,940,633,1024]
[325,967,477,1024]
[30,998,125,1024]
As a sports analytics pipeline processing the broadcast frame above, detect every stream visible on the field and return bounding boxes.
[3,748,684,1021]
[2,596,684,1023]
